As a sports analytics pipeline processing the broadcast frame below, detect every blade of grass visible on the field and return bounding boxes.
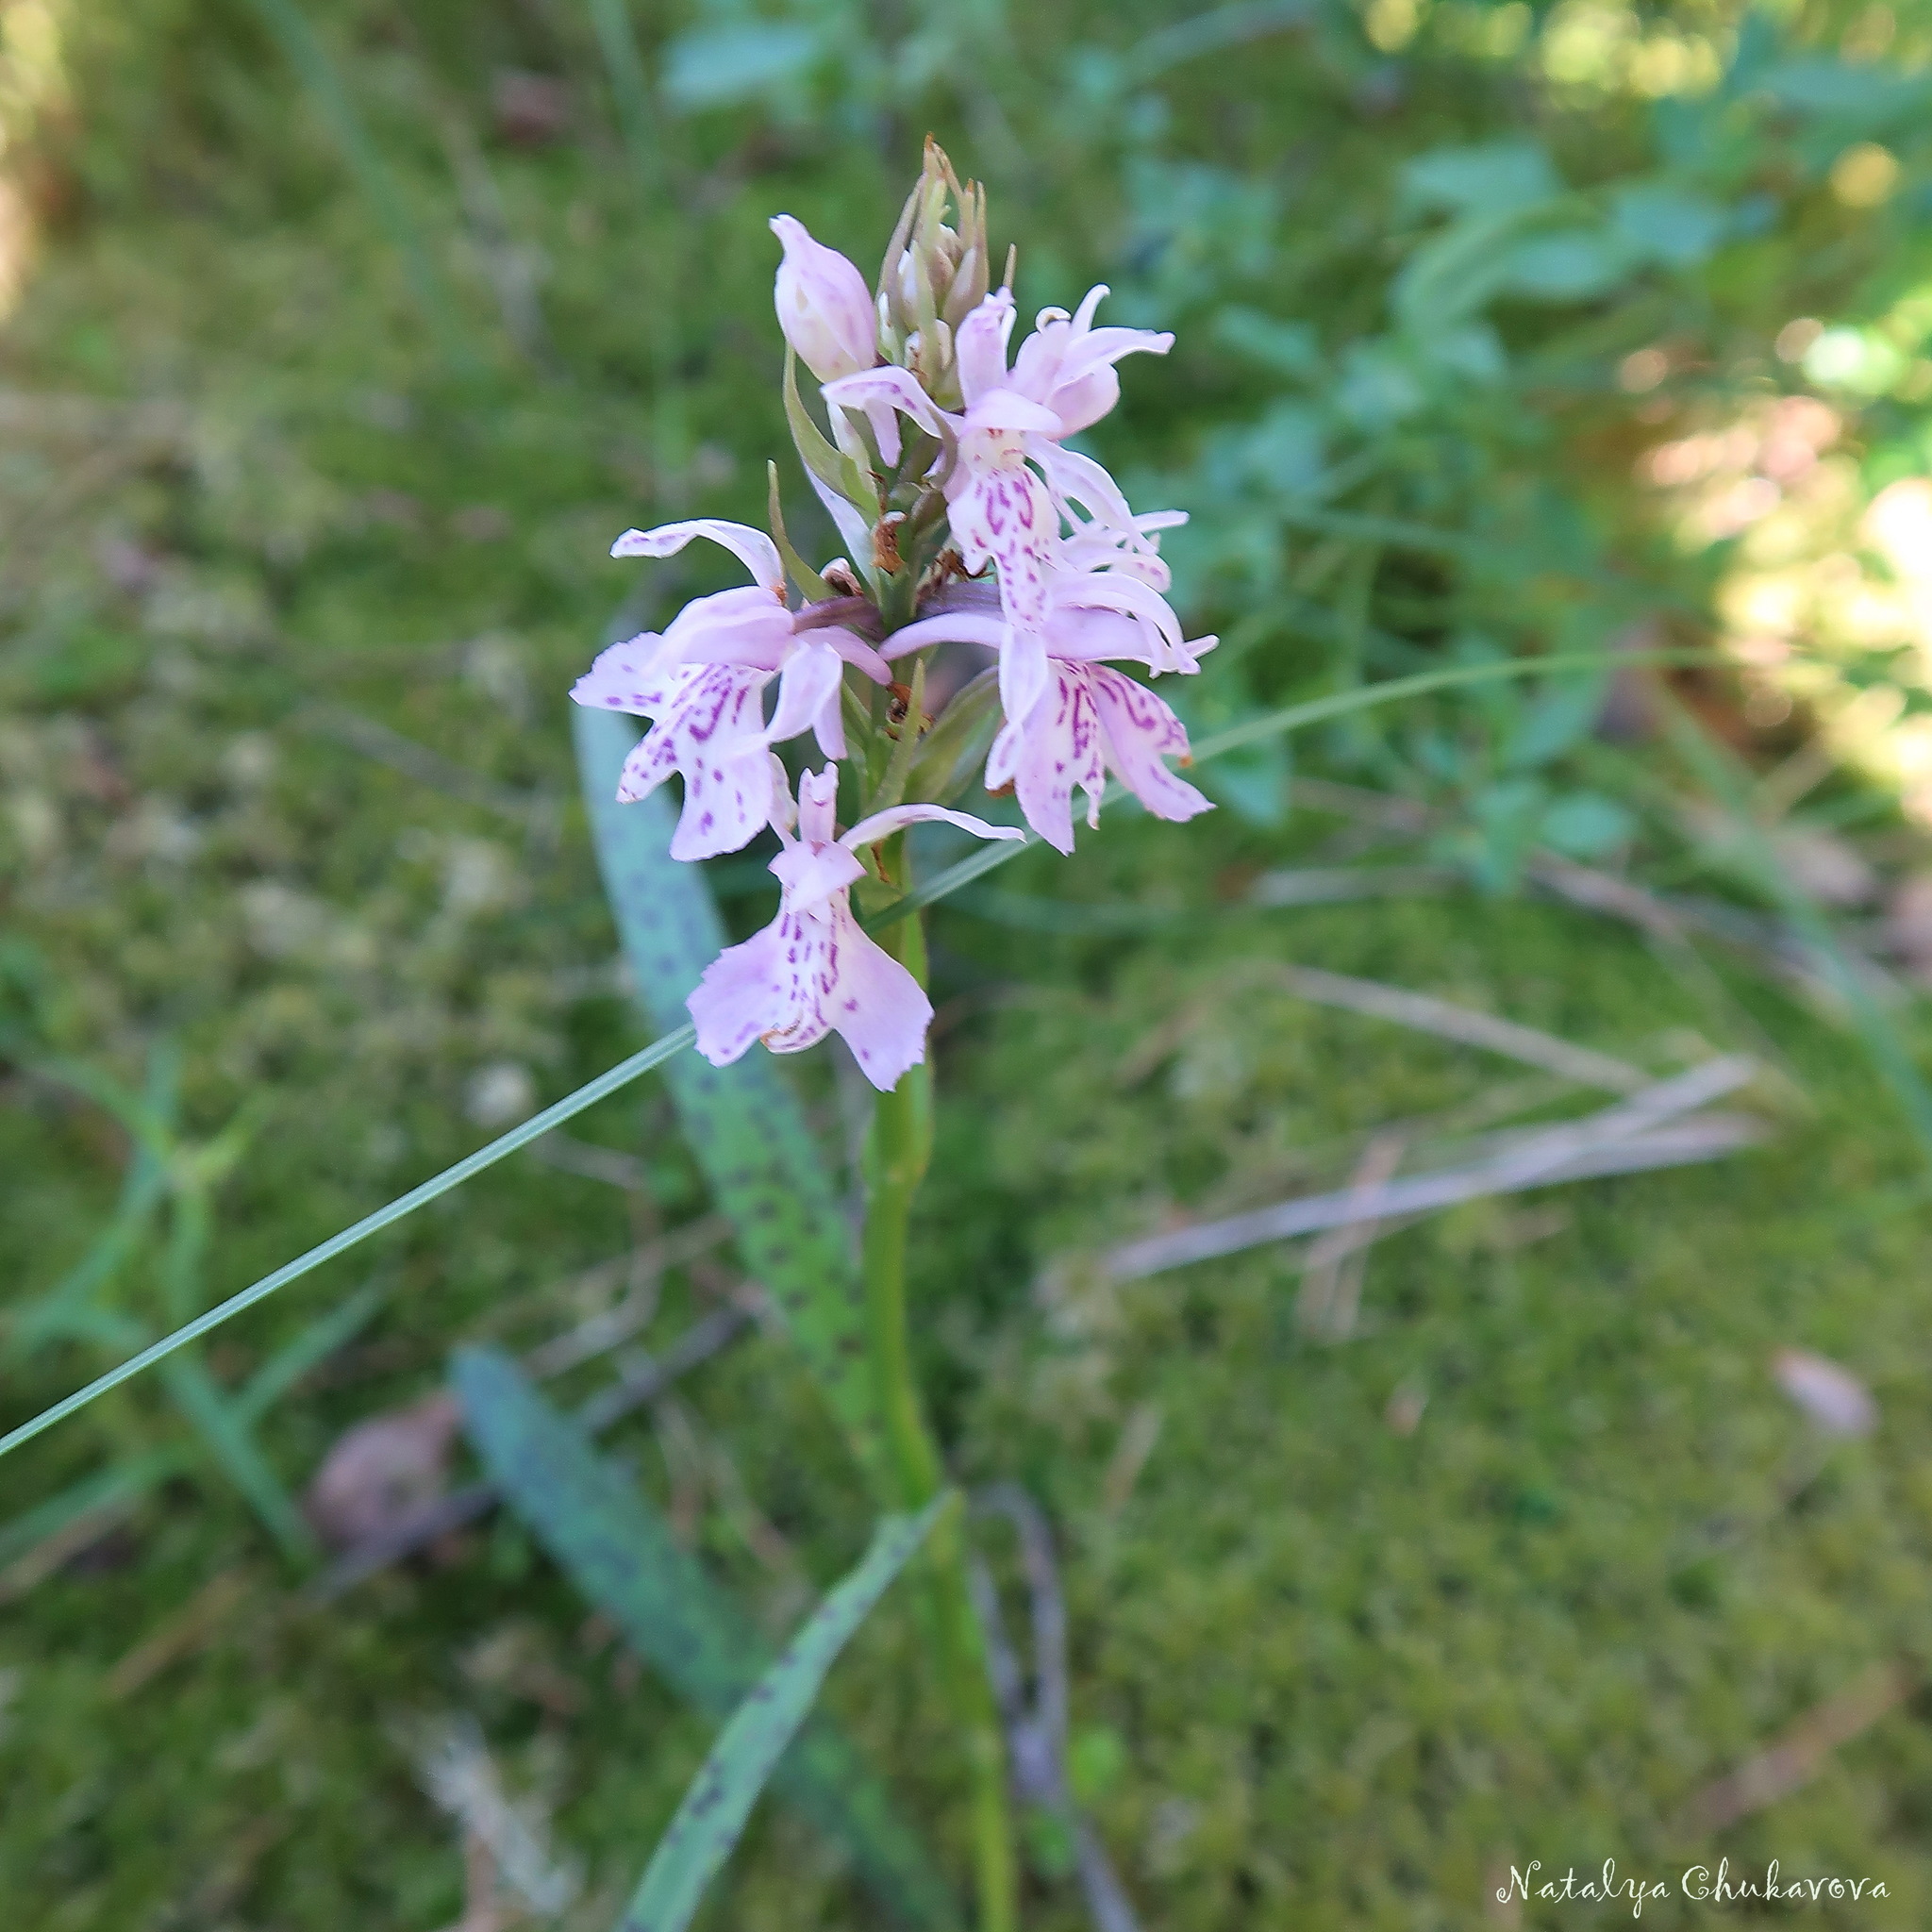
[585,0,658,182]
[616,1493,948,1932]
[158,1355,316,1560]
[0,1448,188,1574]
[0,1028,692,1463]
[454,1346,960,1929]
[235,1276,389,1424]
[1,645,1725,1457]
[240,0,469,365]
[7,1156,165,1358]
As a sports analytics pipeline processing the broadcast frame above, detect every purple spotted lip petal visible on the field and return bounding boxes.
[686,763,1020,1091]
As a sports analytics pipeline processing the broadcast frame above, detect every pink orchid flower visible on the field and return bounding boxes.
[890,566,1216,854]
[982,656,1214,856]
[573,520,891,861]
[688,764,1024,1091]
[823,286,1171,732]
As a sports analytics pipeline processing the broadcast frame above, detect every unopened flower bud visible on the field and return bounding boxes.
[877,140,990,407]
[770,216,878,383]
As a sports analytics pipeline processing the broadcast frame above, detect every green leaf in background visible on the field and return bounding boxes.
[1497,228,1638,304]
[1399,140,1560,217]
[573,707,886,1490]
[617,1493,948,1932]
[1609,181,1727,268]
[661,23,823,111]
[452,1347,959,1930]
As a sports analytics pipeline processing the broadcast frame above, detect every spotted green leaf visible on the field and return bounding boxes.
[453,1347,958,1930]
[617,1493,946,1932]
[573,706,886,1492]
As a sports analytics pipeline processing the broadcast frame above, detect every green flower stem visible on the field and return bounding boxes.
[861,832,1017,1932]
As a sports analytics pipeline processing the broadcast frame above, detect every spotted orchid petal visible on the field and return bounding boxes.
[612,662,779,860]
[946,460,1058,726]
[686,761,1021,1091]
[691,898,935,1091]
[571,633,675,712]
[984,660,1211,855]
[609,519,786,598]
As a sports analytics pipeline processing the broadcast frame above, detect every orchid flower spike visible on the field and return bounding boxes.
[771,216,879,384]
[688,763,1023,1091]
[824,286,1172,733]
[573,521,890,861]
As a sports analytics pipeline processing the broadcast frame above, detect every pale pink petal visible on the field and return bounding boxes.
[767,752,799,836]
[765,638,846,750]
[1068,284,1108,332]
[959,391,1062,437]
[688,919,792,1068]
[879,609,1007,658]
[571,634,673,713]
[821,367,947,468]
[1053,567,1193,668]
[999,621,1050,736]
[1088,665,1214,825]
[954,291,1017,406]
[796,764,841,846]
[610,520,785,596]
[620,663,778,859]
[841,802,1026,850]
[1008,286,1169,433]
[1032,443,1146,544]
[662,586,797,666]
[820,902,934,1091]
[1041,369,1120,437]
[823,628,892,682]
[770,215,878,383]
[1038,606,1160,667]
[771,840,866,913]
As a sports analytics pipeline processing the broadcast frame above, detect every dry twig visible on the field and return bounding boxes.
[1107,1058,1763,1280]
[1673,1665,1911,1838]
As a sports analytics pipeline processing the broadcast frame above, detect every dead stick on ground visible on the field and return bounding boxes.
[970,1484,1141,1932]
[1673,1664,1912,1839]
[1119,959,1649,1095]
[1107,1058,1762,1280]
[1298,1132,1406,1340]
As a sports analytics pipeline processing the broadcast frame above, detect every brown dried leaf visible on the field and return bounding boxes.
[304,1391,462,1550]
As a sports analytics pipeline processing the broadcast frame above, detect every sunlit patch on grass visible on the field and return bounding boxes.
[0,0,69,318]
